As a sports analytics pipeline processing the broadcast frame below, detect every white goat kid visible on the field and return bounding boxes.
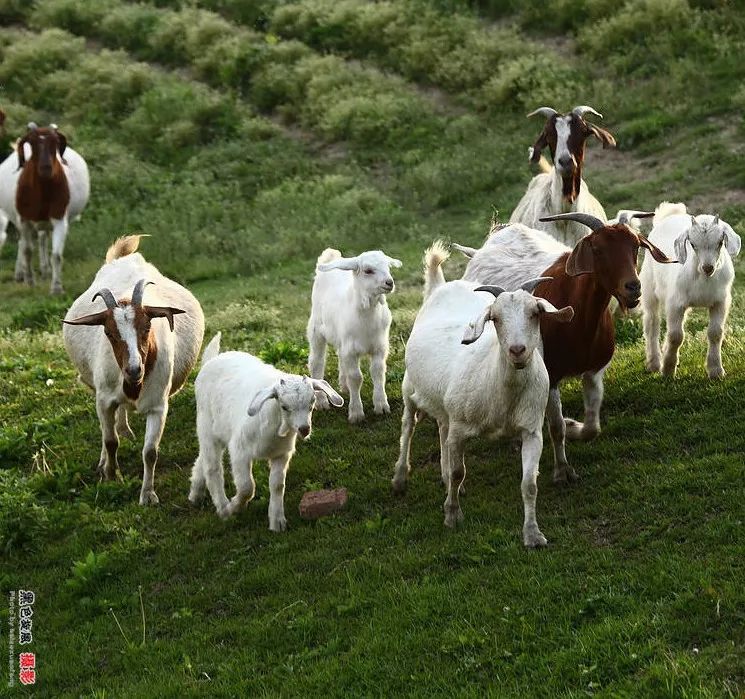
[190,333,344,531]
[641,202,741,379]
[307,248,401,423]
[391,243,573,547]
[63,235,204,505]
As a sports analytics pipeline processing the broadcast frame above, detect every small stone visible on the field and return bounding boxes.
[299,488,348,520]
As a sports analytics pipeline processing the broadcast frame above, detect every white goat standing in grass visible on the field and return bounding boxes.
[190,333,344,531]
[307,248,401,423]
[391,243,573,547]
[641,202,741,379]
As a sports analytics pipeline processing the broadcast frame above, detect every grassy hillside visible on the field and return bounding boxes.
[1,0,744,695]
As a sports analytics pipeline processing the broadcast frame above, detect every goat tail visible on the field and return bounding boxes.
[317,248,341,265]
[654,202,687,227]
[201,332,221,369]
[423,240,450,300]
[106,234,146,262]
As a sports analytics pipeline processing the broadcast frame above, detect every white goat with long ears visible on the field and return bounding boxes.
[0,122,90,294]
[641,202,741,379]
[63,235,204,505]
[510,105,616,247]
[189,333,344,531]
[391,243,573,547]
[307,248,402,423]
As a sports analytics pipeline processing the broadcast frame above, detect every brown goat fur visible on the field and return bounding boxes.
[15,126,70,222]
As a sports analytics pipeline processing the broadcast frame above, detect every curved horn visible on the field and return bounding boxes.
[572,105,603,120]
[520,277,553,293]
[92,288,118,310]
[540,213,605,232]
[475,285,506,298]
[527,107,558,120]
[27,122,38,131]
[614,210,655,225]
[132,279,153,307]
[50,123,58,130]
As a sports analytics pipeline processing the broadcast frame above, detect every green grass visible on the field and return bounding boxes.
[1,1,745,695]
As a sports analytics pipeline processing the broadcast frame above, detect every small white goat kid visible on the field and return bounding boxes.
[307,248,402,423]
[641,202,741,379]
[391,243,573,547]
[190,333,344,531]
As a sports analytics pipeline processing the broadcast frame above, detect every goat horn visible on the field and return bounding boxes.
[27,122,38,131]
[615,210,655,225]
[572,106,603,120]
[475,285,506,298]
[527,107,558,120]
[540,213,605,232]
[50,123,58,130]
[92,288,118,309]
[520,277,553,293]
[132,279,153,307]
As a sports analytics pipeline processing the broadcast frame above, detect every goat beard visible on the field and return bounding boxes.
[122,377,143,400]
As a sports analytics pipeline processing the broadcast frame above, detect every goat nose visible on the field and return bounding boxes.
[298,425,311,438]
[385,279,394,288]
[625,280,641,294]
[509,344,526,357]
[557,156,573,169]
[126,366,142,382]
[702,264,714,276]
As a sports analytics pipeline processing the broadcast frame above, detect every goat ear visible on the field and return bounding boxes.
[719,222,741,258]
[317,256,360,273]
[536,299,574,323]
[248,385,278,417]
[638,235,676,264]
[565,237,594,276]
[529,130,548,164]
[462,306,493,345]
[63,311,109,327]
[310,379,344,408]
[386,256,403,268]
[56,130,68,162]
[16,136,29,170]
[144,305,186,331]
[586,123,616,149]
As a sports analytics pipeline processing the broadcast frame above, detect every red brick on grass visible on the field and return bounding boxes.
[299,488,348,520]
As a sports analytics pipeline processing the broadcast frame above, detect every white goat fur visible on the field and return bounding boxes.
[510,148,607,247]
[391,242,573,547]
[63,239,204,505]
[641,202,741,379]
[307,248,401,423]
[0,144,90,293]
[190,333,343,531]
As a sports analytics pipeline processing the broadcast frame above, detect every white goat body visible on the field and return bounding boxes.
[641,202,740,378]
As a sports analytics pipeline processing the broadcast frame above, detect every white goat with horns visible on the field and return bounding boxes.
[641,202,741,379]
[391,243,574,547]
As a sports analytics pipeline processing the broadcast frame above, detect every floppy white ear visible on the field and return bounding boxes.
[536,299,574,323]
[721,222,741,257]
[317,256,360,273]
[310,379,344,408]
[673,232,688,265]
[248,385,277,416]
[386,256,403,268]
[462,306,493,345]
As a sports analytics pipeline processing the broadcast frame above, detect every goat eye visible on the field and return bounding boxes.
[364,269,374,275]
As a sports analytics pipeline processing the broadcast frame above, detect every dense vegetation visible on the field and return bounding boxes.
[1,0,744,695]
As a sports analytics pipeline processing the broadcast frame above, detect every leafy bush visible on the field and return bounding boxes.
[30,0,114,35]
[0,472,49,555]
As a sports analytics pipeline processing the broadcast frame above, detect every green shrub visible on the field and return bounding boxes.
[98,3,163,55]
[0,472,49,555]
[31,0,114,36]
[0,0,32,23]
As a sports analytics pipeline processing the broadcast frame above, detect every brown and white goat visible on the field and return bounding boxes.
[63,235,204,506]
[510,106,616,247]
[0,122,89,293]
[459,213,676,482]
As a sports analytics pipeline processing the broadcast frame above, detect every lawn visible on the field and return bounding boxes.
[1,0,745,696]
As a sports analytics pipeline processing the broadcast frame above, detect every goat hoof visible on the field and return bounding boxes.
[51,284,64,296]
[348,411,365,424]
[188,489,205,506]
[374,402,390,415]
[391,477,407,495]
[444,507,464,528]
[139,490,160,506]
[645,359,661,373]
[523,528,548,548]
[707,366,725,380]
[269,517,287,533]
[14,272,24,283]
[552,467,578,485]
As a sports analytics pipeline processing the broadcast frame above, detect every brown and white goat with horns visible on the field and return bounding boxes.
[510,106,616,247]
[63,235,204,505]
[0,121,89,294]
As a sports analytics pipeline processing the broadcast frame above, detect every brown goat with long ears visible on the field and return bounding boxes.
[0,121,89,294]
[458,213,676,482]
[509,105,617,247]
